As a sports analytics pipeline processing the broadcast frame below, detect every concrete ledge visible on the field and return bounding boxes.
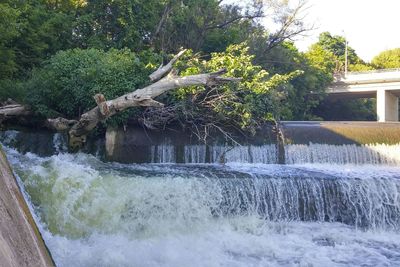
[0,147,54,267]
[281,121,400,145]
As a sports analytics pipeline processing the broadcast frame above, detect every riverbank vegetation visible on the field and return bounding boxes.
[0,0,398,145]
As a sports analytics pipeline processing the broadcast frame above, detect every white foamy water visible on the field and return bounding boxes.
[52,133,68,153]
[285,143,400,165]
[2,130,400,165]
[123,142,400,165]
[3,145,400,267]
[43,221,400,267]
[151,144,277,164]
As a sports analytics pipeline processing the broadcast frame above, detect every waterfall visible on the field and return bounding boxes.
[285,143,400,165]
[150,144,176,163]
[184,145,207,163]
[150,144,277,164]
[216,174,400,229]
[2,130,400,165]
[146,142,400,165]
[0,130,70,155]
[52,133,68,153]
[3,137,400,267]
[6,147,400,231]
[0,130,18,145]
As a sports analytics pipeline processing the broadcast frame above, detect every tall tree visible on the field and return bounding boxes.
[315,32,373,72]
[372,48,400,69]
[0,3,20,79]
[249,41,335,120]
[0,0,76,78]
[72,0,165,50]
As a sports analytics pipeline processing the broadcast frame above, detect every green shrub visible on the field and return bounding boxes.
[168,43,301,133]
[26,48,161,121]
[24,45,299,134]
[0,79,27,102]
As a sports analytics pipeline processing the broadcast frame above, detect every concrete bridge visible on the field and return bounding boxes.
[327,69,400,122]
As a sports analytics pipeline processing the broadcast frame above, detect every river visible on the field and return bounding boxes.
[2,131,400,266]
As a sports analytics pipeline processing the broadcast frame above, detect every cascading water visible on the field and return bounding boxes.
[2,130,400,266]
[52,133,68,154]
[150,144,277,164]
[285,143,400,165]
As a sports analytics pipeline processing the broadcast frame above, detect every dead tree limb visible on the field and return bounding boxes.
[0,104,34,127]
[0,51,241,151]
[0,104,32,121]
[45,118,78,131]
[68,67,241,150]
[149,49,187,82]
[0,104,77,132]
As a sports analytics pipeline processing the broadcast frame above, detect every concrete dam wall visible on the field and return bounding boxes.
[1,121,400,164]
[0,147,54,267]
[104,122,400,164]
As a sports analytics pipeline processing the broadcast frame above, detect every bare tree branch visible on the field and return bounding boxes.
[149,49,187,82]
[151,2,173,44]
[68,68,240,150]
[264,0,312,51]
[45,118,78,131]
[205,13,263,30]
[0,103,77,132]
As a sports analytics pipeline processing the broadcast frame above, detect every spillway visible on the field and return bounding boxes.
[1,129,400,266]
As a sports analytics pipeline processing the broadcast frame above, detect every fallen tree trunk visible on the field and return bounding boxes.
[67,50,241,150]
[68,68,240,150]
[0,104,32,124]
[0,50,241,151]
[0,104,76,132]
[45,118,78,131]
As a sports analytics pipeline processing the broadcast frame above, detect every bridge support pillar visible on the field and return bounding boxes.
[377,90,399,122]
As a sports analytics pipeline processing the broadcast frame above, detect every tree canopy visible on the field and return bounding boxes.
[372,48,400,69]
[314,32,373,72]
[1,0,396,139]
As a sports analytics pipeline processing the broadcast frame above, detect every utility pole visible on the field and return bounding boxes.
[343,30,348,77]
[345,37,348,77]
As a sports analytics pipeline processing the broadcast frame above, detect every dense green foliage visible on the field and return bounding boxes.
[251,41,335,120]
[0,3,20,79]
[0,1,75,79]
[314,32,373,72]
[0,0,310,133]
[372,48,400,69]
[24,44,300,133]
[0,0,268,79]
[25,49,160,120]
[1,0,399,136]
[169,44,301,132]
[314,98,377,121]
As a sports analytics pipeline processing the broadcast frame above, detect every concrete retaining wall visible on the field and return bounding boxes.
[0,147,54,267]
[281,121,400,145]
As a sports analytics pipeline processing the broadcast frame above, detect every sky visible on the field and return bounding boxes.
[293,0,400,62]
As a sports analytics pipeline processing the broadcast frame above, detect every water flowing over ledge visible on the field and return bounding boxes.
[150,144,278,164]
[285,143,400,165]
[2,126,400,267]
[149,142,400,165]
[2,130,400,165]
[3,146,400,266]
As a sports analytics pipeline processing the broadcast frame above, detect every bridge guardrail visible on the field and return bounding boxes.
[336,68,400,76]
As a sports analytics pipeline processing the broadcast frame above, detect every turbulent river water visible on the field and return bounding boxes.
[2,131,400,267]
